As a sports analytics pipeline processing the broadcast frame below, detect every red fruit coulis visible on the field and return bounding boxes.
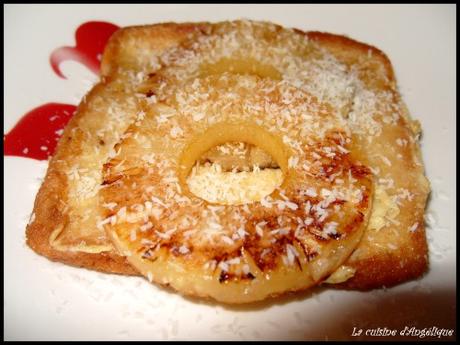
[50,21,119,79]
[4,103,77,160]
[4,21,120,161]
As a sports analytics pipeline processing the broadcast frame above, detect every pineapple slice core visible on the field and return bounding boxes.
[180,122,291,204]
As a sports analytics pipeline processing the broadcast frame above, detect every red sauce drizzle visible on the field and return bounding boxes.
[5,21,119,161]
[50,21,119,78]
[4,103,77,160]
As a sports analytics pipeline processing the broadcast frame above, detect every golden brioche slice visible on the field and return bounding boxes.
[26,23,204,274]
[114,20,430,289]
[26,20,429,292]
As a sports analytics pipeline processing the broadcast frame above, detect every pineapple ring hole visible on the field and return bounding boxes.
[179,122,290,205]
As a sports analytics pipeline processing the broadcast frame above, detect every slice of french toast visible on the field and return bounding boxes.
[26,21,430,291]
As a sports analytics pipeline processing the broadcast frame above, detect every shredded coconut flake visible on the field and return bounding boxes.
[226,257,241,265]
[218,261,229,272]
[221,235,234,245]
[130,229,137,241]
[286,244,299,265]
[288,156,299,168]
[323,221,338,238]
[305,187,317,197]
[178,245,190,254]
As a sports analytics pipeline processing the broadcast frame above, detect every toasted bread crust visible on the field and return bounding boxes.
[101,23,205,78]
[25,83,138,275]
[336,246,428,290]
[306,31,395,82]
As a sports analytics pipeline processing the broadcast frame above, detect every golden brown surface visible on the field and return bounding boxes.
[100,73,373,303]
[26,24,203,274]
[305,32,430,289]
[25,20,429,295]
[25,81,143,275]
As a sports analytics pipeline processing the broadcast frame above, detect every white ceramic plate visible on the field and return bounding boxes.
[4,4,456,340]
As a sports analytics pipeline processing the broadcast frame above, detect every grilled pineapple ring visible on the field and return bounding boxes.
[101,74,373,303]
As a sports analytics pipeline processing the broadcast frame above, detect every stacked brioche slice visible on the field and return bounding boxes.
[26,20,430,303]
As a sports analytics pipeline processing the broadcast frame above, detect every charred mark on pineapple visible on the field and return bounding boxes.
[142,252,158,262]
[342,212,365,234]
[358,189,370,209]
[218,270,256,283]
[294,256,303,271]
[297,241,319,262]
[306,252,319,262]
[246,272,256,280]
[219,271,231,283]
[139,244,159,261]
[101,175,123,185]
[328,232,342,240]
[350,164,371,179]
[145,90,156,98]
